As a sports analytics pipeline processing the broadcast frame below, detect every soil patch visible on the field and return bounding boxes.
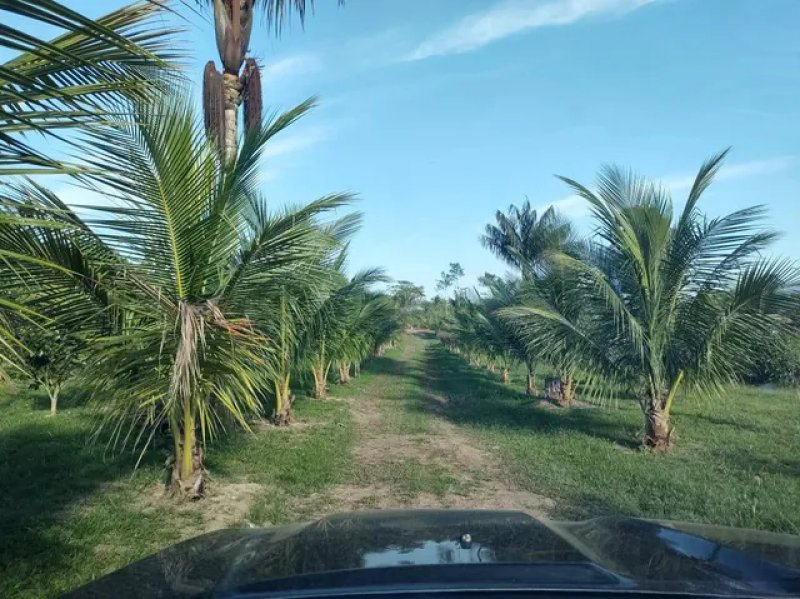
[137,481,263,532]
[323,336,555,518]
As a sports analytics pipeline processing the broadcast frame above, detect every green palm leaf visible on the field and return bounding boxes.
[0,0,182,174]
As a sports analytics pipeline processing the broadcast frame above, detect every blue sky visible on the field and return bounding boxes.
[13,0,800,295]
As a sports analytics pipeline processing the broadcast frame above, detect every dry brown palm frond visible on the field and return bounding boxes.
[203,60,226,149]
[241,58,262,134]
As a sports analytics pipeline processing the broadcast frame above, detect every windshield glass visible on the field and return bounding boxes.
[1,1,798,598]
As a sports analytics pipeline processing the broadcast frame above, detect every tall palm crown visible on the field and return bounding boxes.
[481,201,575,396]
[200,0,343,160]
[482,201,574,276]
[502,150,799,448]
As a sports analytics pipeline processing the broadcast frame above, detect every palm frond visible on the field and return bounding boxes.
[0,0,184,174]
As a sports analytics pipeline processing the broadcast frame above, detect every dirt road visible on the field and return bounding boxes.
[308,333,554,516]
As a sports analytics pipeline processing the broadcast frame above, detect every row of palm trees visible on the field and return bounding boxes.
[0,1,398,498]
[446,151,799,451]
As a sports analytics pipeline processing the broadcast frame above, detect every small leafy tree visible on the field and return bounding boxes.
[390,280,425,327]
[436,262,464,296]
[22,328,82,416]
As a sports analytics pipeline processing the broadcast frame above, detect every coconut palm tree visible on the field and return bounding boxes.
[453,279,524,384]
[334,292,399,383]
[0,180,124,407]
[511,262,588,405]
[502,151,799,449]
[251,210,362,424]
[482,201,574,277]
[0,1,178,376]
[482,201,576,396]
[300,267,387,399]
[200,0,343,161]
[60,92,355,496]
[1,1,180,174]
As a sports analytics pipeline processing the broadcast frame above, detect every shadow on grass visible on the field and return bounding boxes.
[411,330,437,340]
[28,385,92,412]
[362,354,406,377]
[415,341,638,447]
[682,412,768,434]
[0,414,162,587]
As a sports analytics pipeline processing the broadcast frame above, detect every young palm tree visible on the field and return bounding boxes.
[0,1,180,174]
[512,263,587,405]
[300,267,387,399]
[70,93,354,496]
[334,292,399,383]
[251,211,361,424]
[0,180,126,382]
[502,151,799,449]
[453,280,523,385]
[482,201,575,396]
[200,0,343,161]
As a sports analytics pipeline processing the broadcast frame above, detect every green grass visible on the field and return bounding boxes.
[333,336,435,435]
[421,339,800,534]
[0,386,353,598]
[328,336,469,499]
[386,458,466,498]
[3,334,799,596]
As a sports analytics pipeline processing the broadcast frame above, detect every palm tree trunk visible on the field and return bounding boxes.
[354,362,361,377]
[645,397,671,451]
[500,367,509,384]
[172,401,205,498]
[338,361,351,384]
[526,363,537,397]
[559,375,575,407]
[487,360,495,373]
[271,374,293,426]
[544,375,573,407]
[312,364,328,399]
[271,291,293,425]
[222,73,240,162]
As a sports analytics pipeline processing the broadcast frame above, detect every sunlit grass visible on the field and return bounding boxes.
[0,386,353,598]
[423,340,800,534]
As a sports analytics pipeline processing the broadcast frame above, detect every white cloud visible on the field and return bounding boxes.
[663,156,800,192]
[261,127,328,160]
[536,155,799,219]
[259,54,321,83]
[402,0,660,62]
[535,194,589,219]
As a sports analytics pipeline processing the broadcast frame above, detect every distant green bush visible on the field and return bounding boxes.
[742,329,800,386]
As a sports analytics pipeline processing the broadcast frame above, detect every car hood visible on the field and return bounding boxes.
[66,510,800,598]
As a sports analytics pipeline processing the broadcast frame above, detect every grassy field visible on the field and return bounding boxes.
[2,334,799,597]
[422,339,800,534]
[0,386,353,598]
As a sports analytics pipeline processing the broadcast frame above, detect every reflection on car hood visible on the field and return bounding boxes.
[66,510,800,597]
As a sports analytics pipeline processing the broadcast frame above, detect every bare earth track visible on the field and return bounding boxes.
[306,334,554,517]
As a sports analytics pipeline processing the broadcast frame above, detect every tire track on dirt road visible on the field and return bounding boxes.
[306,333,555,517]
